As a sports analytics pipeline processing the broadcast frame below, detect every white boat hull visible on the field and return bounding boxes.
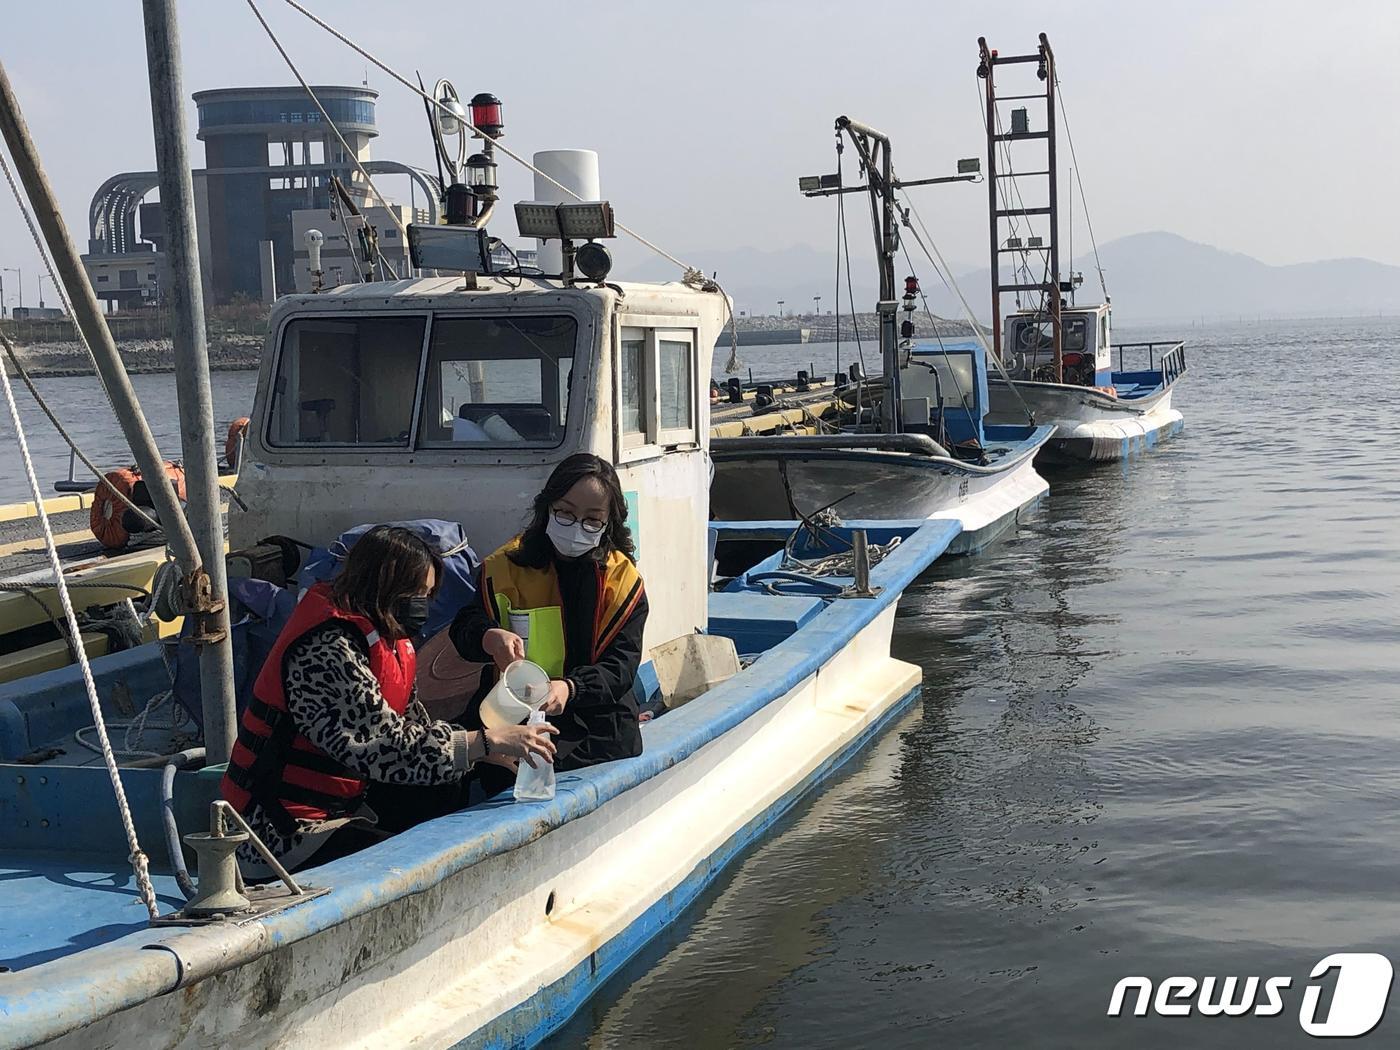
[987,380,1184,463]
[710,447,1048,554]
[21,543,943,1050]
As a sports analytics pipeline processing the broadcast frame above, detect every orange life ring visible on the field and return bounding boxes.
[90,461,187,549]
[225,417,250,470]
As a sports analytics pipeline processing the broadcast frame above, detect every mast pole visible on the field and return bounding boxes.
[1041,33,1063,383]
[141,0,238,763]
[0,64,200,566]
[978,38,1002,377]
[836,115,901,434]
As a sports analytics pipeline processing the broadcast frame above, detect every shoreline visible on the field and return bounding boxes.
[2,336,263,380]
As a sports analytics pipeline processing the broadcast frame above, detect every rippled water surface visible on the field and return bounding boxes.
[546,317,1400,1048]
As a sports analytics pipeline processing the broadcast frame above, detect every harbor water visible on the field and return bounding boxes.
[2,317,1398,1046]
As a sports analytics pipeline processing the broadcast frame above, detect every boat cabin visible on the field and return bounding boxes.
[1003,302,1113,387]
[232,276,729,649]
[897,339,989,450]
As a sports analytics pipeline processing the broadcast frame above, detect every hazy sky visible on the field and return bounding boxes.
[2,0,1398,309]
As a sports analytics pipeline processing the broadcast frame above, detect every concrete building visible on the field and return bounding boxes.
[83,84,439,307]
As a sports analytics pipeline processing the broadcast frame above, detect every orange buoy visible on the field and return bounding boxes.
[225,417,250,470]
[90,461,187,549]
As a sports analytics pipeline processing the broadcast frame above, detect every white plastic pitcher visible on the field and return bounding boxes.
[479,659,551,729]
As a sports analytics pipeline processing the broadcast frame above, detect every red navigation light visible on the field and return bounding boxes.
[904,275,920,296]
[469,93,504,138]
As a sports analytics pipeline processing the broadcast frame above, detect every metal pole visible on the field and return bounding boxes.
[142,0,237,764]
[0,59,200,567]
[1041,33,1063,383]
[0,272,5,317]
[979,38,1003,379]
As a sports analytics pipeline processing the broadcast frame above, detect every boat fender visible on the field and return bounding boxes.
[225,417,250,469]
[89,461,187,550]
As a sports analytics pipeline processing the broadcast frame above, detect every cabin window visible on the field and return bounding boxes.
[617,325,699,457]
[1012,316,1088,354]
[417,315,577,447]
[619,331,648,447]
[658,335,695,437]
[902,353,976,410]
[268,315,426,447]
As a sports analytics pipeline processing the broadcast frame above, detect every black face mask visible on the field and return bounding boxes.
[393,595,431,638]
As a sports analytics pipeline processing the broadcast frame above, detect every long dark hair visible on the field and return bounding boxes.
[511,452,634,569]
[331,525,443,639]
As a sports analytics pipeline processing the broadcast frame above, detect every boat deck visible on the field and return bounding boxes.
[2,855,187,972]
[0,507,161,581]
[0,520,959,998]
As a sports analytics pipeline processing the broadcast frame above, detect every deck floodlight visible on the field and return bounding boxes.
[515,201,616,242]
[408,224,494,273]
[957,157,981,174]
[798,173,841,194]
[515,202,563,240]
[558,201,615,240]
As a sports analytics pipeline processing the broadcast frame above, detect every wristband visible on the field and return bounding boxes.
[481,731,492,758]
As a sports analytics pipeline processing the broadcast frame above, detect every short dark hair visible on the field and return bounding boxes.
[331,525,443,639]
[510,452,634,569]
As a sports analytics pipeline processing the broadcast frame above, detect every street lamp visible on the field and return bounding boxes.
[813,294,821,316]
[38,273,56,310]
[776,299,784,318]
[1,268,20,316]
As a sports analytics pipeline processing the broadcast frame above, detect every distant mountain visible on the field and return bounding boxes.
[932,232,1400,322]
[624,232,1400,323]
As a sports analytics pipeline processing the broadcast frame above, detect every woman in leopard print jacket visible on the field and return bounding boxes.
[222,526,557,876]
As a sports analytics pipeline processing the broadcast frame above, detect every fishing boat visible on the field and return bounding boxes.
[708,115,1054,552]
[976,33,1187,462]
[0,8,960,1046]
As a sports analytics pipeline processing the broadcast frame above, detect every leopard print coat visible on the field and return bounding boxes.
[235,621,471,875]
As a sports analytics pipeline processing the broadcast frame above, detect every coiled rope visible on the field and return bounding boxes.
[0,327,160,919]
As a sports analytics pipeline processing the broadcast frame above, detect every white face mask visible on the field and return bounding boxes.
[546,515,603,558]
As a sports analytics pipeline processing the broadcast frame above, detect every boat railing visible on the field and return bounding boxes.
[1114,340,1187,380]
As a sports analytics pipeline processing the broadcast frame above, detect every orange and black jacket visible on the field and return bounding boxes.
[449,542,648,773]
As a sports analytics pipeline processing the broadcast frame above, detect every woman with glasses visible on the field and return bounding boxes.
[449,452,648,790]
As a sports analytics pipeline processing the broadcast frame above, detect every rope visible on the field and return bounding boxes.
[267,0,742,368]
[0,329,160,920]
[245,0,409,247]
[1055,73,1108,302]
[0,148,166,529]
[0,337,162,530]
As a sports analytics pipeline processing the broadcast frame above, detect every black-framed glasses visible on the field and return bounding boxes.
[552,508,606,534]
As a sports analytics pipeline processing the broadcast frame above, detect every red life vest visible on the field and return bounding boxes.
[220,583,416,834]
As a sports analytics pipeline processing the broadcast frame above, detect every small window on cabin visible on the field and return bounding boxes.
[417,315,577,448]
[268,315,425,447]
[904,352,976,411]
[658,336,694,434]
[1013,316,1088,354]
[620,333,647,443]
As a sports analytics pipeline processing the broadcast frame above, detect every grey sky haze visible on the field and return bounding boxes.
[2,1,1397,310]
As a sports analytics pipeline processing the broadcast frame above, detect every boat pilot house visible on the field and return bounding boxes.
[239,277,722,648]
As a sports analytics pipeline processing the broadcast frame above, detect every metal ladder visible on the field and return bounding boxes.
[978,32,1068,383]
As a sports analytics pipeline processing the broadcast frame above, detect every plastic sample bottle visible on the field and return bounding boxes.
[513,708,556,801]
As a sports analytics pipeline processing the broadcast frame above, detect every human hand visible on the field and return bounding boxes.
[482,628,526,671]
[485,721,559,768]
[539,679,570,716]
